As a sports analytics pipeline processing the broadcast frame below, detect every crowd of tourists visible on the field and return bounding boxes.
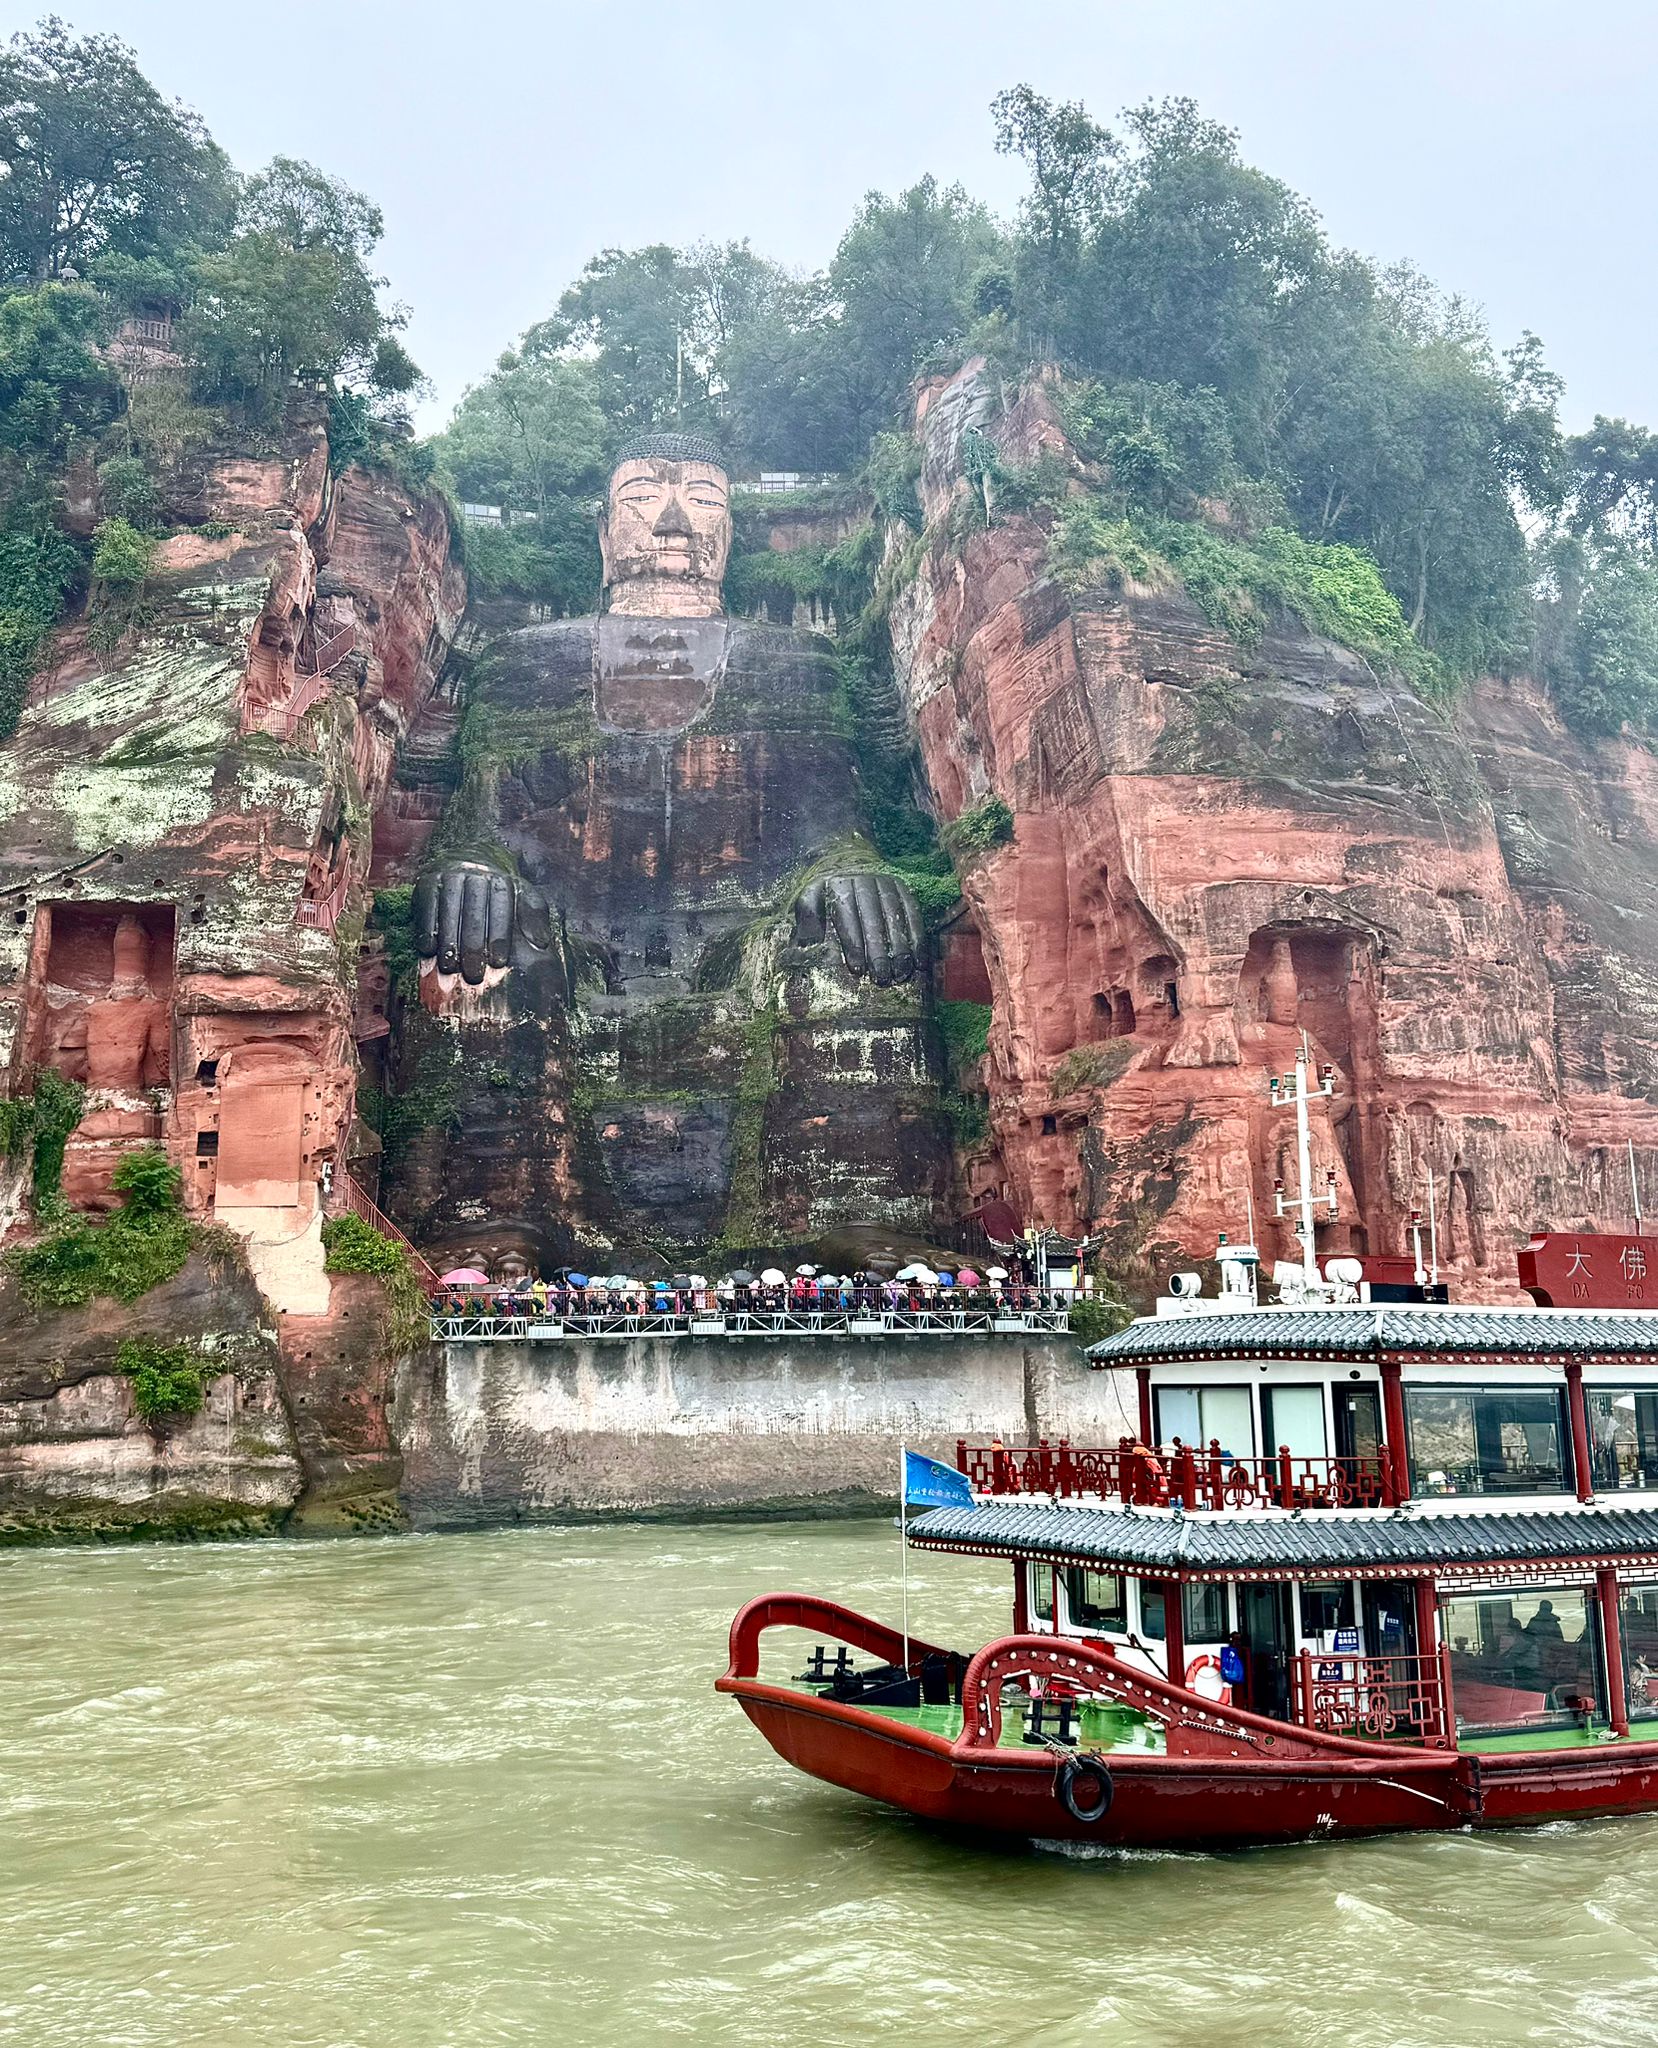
[429,1260,1070,1324]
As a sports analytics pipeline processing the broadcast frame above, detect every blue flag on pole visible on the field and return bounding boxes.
[903,1449,976,1511]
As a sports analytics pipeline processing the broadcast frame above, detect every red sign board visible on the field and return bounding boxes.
[1518,1233,1658,1308]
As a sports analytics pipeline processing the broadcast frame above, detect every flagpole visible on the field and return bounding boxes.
[899,1440,910,1676]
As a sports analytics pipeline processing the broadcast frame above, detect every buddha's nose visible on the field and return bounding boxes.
[652,494,695,539]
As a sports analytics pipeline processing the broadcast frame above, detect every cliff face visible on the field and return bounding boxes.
[895,363,1658,1297]
[0,402,463,1533]
[0,1247,299,1540]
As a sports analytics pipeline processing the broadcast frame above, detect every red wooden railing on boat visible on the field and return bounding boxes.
[721,1601,1469,1784]
[955,1436,1396,1510]
[1290,1648,1455,1747]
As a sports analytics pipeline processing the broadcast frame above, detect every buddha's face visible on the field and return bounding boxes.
[600,457,731,617]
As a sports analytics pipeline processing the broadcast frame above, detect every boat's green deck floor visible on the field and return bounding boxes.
[812,1692,1658,1760]
[1462,1716,1658,1754]
[811,1697,1165,1753]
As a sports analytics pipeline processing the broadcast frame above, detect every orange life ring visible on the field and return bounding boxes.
[1183,1652,1233,1705]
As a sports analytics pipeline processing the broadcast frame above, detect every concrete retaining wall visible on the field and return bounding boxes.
[393,1335,1139,1522]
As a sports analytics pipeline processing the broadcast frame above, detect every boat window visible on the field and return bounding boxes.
[1404,1386,1568,1496]
[1587,1390,1658,1491]
[1154,1384,1254,1455]
[1620,1588,1658,1723]
[1182,1581,1229,1642]
[1299,1580,1357,1638]
[1065,1567,1127,1632]
[1261,1384,1327,1459]
[1441,1588,1601,1734]
[1030,1563,1055,1623]
[1140,1585,1167,1641]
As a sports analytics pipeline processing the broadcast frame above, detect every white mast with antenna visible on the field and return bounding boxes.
[1269,1032,1337,1293]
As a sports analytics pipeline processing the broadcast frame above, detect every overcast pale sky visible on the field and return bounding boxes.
[28,0,1658,433]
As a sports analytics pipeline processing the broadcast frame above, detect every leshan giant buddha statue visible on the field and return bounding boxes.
[388,433,951,1271]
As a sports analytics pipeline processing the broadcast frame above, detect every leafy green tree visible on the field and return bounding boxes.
[0,18,232,288]
[1565,415,1658,550]
[722,182,1002,471]
[991,84,1116,337]
[185,156,417,411]
[0,281,118,484]
[433,348,610,613]
[549,240,791,440]
[437,352,608,520]
[1536,532,1658,736]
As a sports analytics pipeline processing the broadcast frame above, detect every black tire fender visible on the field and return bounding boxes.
[1055,1752,1114,1825]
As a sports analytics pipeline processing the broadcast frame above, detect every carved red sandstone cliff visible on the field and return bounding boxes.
[897,363,1658,1299]
[0,403,463,1530]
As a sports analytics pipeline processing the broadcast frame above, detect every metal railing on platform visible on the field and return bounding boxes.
[956,1437,1397,1511]
[429,1307,1072,1343]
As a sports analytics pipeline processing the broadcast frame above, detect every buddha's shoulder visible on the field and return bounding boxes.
[725,617,835,661]
[722,617,839,691]
[481,617,596,702]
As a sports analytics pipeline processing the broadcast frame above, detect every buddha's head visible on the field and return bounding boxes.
[599,432,731,618]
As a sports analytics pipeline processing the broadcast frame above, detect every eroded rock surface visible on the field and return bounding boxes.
[0,1248,298,1540]
[0,402,461,1531]
[896,363,1658,1296]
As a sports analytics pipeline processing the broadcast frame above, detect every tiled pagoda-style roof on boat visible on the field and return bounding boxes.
[907,1501,1658,1578]
[1085,1305,1658,1365]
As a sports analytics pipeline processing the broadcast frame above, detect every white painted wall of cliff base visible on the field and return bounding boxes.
[218,1201,331,1315]
[393,1336,1139,1520]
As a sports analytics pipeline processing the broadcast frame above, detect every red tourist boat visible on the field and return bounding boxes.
[720,1285,1658,1845]
[722,1046,1658,1846]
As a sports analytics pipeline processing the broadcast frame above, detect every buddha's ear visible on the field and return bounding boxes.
[596,498,612,585]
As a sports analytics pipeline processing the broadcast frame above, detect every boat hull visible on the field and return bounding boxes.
[718,1597,1658,1848]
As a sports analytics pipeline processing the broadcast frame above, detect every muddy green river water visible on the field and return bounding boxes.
[4,1521,1658,2046]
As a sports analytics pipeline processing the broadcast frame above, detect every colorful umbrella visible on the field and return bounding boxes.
[440,1268,490,1286]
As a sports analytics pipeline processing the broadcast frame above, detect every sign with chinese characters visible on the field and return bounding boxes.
[1316,1661,1344,1681]
[1518,1232,1658,1308]
[1333,1627,1360,1652]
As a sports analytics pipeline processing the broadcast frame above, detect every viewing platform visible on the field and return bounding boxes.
[429,1306,1073,1343]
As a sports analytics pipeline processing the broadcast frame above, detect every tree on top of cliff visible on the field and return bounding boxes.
[503,189,1003,477]
[185,157,421,415]
[0,18,233,290]
[433,349,609,613]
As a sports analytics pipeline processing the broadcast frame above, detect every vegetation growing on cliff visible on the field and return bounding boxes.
[321,1213,427,1355]
[0,20,425,733]
[0,1071,87,1205]
[7,1146,192,1308]
[423,82,1658,735]
[116,1335,210,1422]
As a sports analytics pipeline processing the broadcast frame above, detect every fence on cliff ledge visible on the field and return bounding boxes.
[429,1305,1072,1343]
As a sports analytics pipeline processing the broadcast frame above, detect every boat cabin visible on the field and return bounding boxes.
[929,1304,1658,1751]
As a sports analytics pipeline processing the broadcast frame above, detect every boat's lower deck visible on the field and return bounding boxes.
[819,1695,1167,1753]
[808,1687,1658,1760]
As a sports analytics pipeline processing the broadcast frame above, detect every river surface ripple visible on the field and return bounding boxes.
[3,1522,1658,2046]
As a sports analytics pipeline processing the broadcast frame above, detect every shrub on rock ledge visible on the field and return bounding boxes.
[7,1145,191,1308]
[321,1212,427,1353]
[116,1336,209,1422]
